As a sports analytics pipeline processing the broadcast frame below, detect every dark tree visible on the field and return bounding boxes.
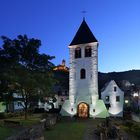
[0,35,56,119]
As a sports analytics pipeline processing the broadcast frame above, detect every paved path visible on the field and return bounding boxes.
[83,119,103,140]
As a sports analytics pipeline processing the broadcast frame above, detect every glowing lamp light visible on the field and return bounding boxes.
[125,100,128,104]
[133,92,138,97]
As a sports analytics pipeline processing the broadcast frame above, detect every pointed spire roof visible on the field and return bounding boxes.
[70,19,98,46]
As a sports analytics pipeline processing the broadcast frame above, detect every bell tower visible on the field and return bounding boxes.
[60,19,109,118]
[69,19,99,106]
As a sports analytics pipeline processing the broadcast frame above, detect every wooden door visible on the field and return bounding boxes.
[78,103,89,118]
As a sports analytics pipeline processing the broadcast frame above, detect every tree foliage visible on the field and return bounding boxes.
[0,35,55,119]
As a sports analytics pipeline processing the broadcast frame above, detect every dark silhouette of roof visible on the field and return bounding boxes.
[70,19,98,46]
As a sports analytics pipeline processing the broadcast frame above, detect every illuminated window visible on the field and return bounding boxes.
[85,46,91,57]
[75,47,81,58]
[114,86,117,92]
[105,96,109,102]
[116,96,120,102]
[80,69,86,79]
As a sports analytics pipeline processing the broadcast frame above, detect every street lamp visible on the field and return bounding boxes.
[125,100,128,104]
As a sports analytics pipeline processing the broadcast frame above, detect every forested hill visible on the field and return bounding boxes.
[98,70,140,90]
[54,70,140,93]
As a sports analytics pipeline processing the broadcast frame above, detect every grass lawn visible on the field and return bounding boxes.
[120,120,140,138]
[0,125,18,140]
[0,114,41,139]
[44,121,87,140]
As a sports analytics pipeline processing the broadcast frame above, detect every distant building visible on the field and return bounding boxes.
[13,93,24,111]
[0,102,6,113]
[38,94,65,111]
[53,59,69,72]
[101,80,124,117]
[0,93,24,113]
[121,80,131,87]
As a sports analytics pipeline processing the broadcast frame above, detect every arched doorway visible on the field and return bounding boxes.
[77,103,89,118]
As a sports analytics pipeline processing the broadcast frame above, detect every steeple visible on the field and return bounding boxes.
[70,19,98,46]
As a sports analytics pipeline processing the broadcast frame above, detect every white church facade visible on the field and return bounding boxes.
[60,19,109,118]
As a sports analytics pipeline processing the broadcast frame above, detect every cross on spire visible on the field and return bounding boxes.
[82,10,87,20]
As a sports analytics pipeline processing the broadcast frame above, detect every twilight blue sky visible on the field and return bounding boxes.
[0,0,140,72]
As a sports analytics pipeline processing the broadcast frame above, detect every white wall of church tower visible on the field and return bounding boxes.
[69,48,76,106]
[69,42,99,105]
[90,42,99,104]
[60,20,109,118]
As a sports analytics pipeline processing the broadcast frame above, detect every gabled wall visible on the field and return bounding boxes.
[101,80,124,117]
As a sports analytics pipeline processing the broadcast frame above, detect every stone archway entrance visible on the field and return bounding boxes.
[78,103,89,118]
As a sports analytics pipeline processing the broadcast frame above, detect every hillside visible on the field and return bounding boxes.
[53,69,140,94]
[98,70,140,90]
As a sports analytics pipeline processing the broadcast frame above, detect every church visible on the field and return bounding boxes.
[60,19,109,118]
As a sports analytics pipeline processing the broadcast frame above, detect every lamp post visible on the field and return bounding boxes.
[133,92,139,113]
[124,99,129,110]
[124,98,131,119]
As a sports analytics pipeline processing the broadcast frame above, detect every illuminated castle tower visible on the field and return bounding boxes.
[61,19,108,118]
[53,59,69,72]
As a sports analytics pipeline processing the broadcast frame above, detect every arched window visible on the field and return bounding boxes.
[80,69,86,79]
[85,46,91,57]
[75,47,81,58]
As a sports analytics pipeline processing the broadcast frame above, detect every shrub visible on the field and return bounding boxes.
[27,108,34,115]
[41,113,48,119]
[0,113,5,119]
[123,121,133,130]
[34,108,44,113]
[131,124,140,137]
